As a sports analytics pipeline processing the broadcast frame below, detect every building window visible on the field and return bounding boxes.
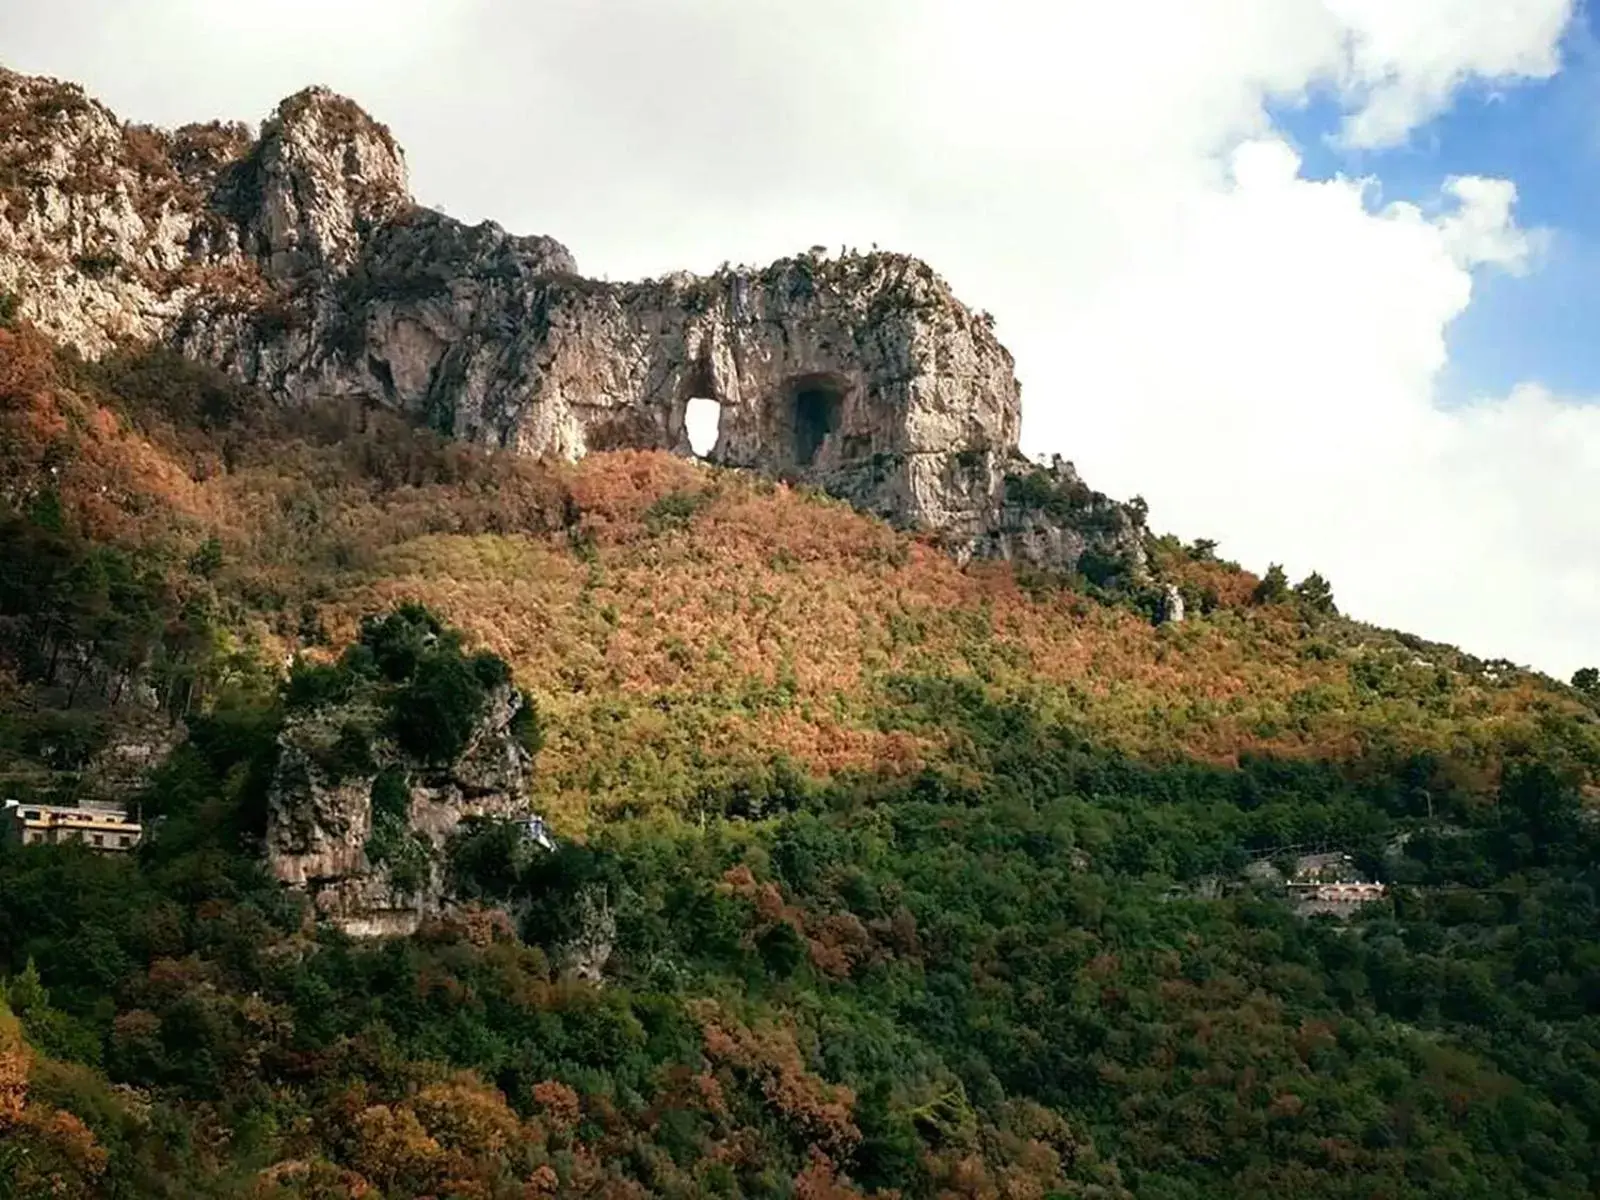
[119,835,132,848]
[23,810,40,820]
[93,834,104,847]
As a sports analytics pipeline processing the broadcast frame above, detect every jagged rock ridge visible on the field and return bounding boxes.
[0,66,1145,576]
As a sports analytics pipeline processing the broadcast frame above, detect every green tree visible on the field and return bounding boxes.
[757,920,806,978]
[186,536,224,579]
[391,651,488,763]
[509,695,543,757]
[3,957,48,1015]
[357,602,450,683]
[1252,563,1289,604]
[1294,571,1337,615]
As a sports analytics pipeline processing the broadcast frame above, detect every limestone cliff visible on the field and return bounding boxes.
[986,455,1147,580]
[0,66,1145,578]
[268,683,535,937]
[264,610,542,937]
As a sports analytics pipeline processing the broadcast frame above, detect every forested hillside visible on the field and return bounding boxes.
[3,314,1600,1197]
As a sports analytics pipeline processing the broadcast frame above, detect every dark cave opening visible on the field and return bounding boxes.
[793,382,842,467]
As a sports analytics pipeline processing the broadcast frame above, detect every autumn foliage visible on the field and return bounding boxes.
[0,1000,109,1198]
[0,326,1591,833]
[2,326,1600,1197]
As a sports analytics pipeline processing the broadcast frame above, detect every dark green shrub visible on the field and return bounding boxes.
[447,817,525,901]
[73,251,120,279]
[470,649,511,690]
[358,603,449,683]
[644,490,711,534]
[391,652,487,764]
[19,710,107,771]
[187,536,225,579]
[756,920,806,978]
[1076,548,1130,588]
[90,347,254,430]
[509,694,543,757]
[296,603,329,647]
[316,722,375,782]
[1253,563,1290,604]
[1294,571,1338,615]
[384,834,432,896]
[284,659,350,711]
[336,641,379,681]
[366,765,430,892]
[370,765,410,825]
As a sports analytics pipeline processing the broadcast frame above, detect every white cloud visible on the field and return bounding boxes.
[1328,0,1573,147]
[1437,177,1543,272]
[1019,145,1600,676]
[0,0,1594,676]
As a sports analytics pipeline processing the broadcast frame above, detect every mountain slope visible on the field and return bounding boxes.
[1,69,1599,1200]
[1,312,1598,1195]
[4,321,1593,826]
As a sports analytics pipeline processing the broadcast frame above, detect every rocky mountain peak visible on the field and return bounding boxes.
[240,85,410,278]
[0,68,122,173]
[0,65,1148,581]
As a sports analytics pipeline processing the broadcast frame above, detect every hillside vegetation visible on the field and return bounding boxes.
[3,321,1591,824]
[2,316,1600,1197]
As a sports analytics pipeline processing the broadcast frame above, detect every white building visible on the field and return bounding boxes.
[3,799,143,852]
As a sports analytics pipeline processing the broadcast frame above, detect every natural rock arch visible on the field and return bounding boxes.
[0,67,1153,581]
[673,354,723,459]
[684,397,722,458]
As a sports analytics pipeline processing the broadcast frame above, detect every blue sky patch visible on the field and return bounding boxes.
[1267,15,1600,403]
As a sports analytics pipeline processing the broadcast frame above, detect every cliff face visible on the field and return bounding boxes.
[267,679,537,938]
[0,66,1144,577]
[259,604,544,937]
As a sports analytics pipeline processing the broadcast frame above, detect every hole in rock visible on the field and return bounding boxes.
[684,397,722,458]
[792,381,842,467]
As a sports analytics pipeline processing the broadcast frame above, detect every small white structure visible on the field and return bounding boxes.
[1289,879,1388,917]
[520,814,557,852]
[3,799,143,852]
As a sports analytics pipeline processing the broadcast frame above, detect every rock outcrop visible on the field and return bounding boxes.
[0,66,1146,578]
[981,455,1146,579]
[267,680,537,937]
[80,717,185,806]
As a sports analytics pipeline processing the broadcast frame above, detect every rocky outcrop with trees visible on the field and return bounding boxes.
[267,604,543,936]
[0,66,1147,581]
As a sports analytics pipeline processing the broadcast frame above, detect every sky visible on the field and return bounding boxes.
[2,0,1598,679]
